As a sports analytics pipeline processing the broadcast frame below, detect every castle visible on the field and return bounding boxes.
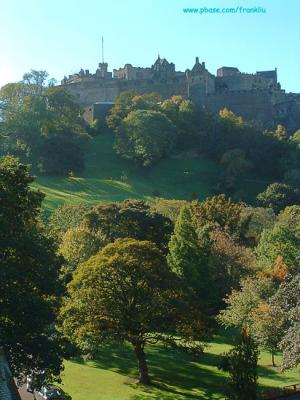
[61,55,300,133]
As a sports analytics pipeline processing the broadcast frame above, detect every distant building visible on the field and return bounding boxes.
[60,53,300,133]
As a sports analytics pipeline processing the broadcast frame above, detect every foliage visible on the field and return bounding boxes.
[0,156,63,379]
[0,73,89,175]
[220,332,259,400]
[220,148,252,189]
[83,199,173,252]
[115,109,177,166]
[256,223,300,273]
[251,302,285,366]
[106,91,161,131]
[149,198,187,222]
[39,134,87,175]
[274,124,288,141]
[218,276,275,330]
[167,206,213,308]
[208,228,255,304]
[47,203,91,241]
[256,183,300,214]
[277,205,300,238]
[60,238,209,385]
[160,96,199,148]
[191,194,245,234]
[270,275,300,370]
[238,206,275,246]
[59,227,103,277]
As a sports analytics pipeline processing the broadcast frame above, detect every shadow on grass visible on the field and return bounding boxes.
[71,342,227,399]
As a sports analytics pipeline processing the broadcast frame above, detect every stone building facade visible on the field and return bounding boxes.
[61,55,300,133]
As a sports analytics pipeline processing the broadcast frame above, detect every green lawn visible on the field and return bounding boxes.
[32,134,270,214]
[59,331,300,400]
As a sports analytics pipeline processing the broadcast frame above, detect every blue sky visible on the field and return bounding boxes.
[1,0,300,92]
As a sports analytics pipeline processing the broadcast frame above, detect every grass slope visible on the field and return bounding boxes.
[59,332,300,400]
[32,134,269,213]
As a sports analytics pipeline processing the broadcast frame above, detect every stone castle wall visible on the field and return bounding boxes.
[65,78,189,106]
[61,56,300,132]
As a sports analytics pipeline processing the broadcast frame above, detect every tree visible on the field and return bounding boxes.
[270,274,300,370]
[39,134,87,175]
[59,238,208,385]
[256,223,300,274]
[218,263,286,366]
[59,227,103,278]
[250,302,285,366]
[238,206,275,246]
[0,76,89,175]
[277,205,300,238]
[218,276,275,330]
[47,203,91,241]
[83,199,173,252]
[191,194,245,234]
[167,206,212,306]
[219,331,259,400]
[114,110,177,166]
[274,124,288,141]
[220,148,252,189]
[106,91,161,132]
[160,96,198,148]
[208,228,255,303]
[0,156,63,379]
[256,183,300,214]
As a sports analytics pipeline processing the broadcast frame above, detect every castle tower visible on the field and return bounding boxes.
[96,36,112,79]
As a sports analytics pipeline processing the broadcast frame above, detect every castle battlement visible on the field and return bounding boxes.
[60,54,300,133]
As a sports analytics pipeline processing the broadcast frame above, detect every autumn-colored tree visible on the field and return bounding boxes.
[251,302,285,366]
[209,228,255,302]
[256,223,300,274]
[191,194,245,234]
[218,276,275,330]
[274,124,288,141]
[271,256,289,283]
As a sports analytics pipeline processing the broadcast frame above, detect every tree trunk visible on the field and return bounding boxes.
[272,351,275,367]
[134,342,151,385]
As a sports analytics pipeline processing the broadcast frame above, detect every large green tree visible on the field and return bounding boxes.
[106,91,161,132]
[270,275,300,370]
[0,156,63,379]
[0,72,89,175]
[114,109,177,166]
[60,238,208,385]
[83,199,173,252]
[167,206,212,307]
[191,194,245,235]
[256,223,300,274]
[256,183,300,214]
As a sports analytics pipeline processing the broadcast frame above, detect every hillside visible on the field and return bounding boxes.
[32,133,270,213]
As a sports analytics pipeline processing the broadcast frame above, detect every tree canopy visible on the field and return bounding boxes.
[0,156,63,380]
[60,238,209,384]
